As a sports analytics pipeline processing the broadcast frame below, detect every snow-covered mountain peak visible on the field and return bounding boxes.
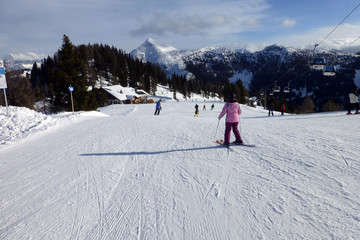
[131,38,178,63]
[130,39,187,77]
[3,52,47,71]
[143,38,178,53]
[5,52,47,61]
[260,44,298,55]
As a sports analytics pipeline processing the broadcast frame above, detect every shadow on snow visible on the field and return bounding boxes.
[79,145,223,157]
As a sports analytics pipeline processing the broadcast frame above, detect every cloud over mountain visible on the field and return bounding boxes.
[130,12,233,36]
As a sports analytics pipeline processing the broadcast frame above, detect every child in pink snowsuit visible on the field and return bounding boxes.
[218,93,243,146]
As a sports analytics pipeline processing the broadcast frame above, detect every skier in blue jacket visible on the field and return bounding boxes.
[154,99,162,115]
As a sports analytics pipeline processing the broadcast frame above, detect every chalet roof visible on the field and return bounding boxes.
[102,85,149,101]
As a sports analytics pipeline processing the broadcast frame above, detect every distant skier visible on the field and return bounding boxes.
[211,104,215,110]
[268,102,274,116]
[154,99,161,115]
[194,104,199,117]
[347,87,359,115]
[218,93,243,147]
[203,105,206,110]
[281,104,286,115]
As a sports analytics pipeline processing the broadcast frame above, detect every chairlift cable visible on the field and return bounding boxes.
[339,35,360,51]
[312,4,360,69]
[317,3,360,47]
[325,35,360,67]
[259,3,360,94]
[272,5,360,90]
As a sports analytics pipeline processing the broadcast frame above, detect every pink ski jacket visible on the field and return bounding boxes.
[219,101,242,123]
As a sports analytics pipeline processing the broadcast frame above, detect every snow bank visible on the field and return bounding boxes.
[0,106,107,145]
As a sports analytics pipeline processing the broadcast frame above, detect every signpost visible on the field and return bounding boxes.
[68,85,74,114]
[0,60,9,116]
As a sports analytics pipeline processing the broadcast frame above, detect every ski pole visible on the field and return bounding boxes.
[239,116,243,140]
[214,118,220,140]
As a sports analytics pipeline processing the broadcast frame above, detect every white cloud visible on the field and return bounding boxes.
[272,23,360,51]
[243,18,260,27]
[129,0,270,37]
[130,12,233,36]
[281,19,296,27]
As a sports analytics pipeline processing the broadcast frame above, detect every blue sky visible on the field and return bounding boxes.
[0,0,359,57]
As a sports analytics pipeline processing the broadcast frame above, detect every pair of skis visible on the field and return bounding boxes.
[216,139,255,147]
[214,119,255,147]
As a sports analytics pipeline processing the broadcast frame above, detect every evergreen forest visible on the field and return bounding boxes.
[1,35,243,113]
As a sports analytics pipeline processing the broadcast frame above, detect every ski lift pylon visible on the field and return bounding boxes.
[310,44,326,70]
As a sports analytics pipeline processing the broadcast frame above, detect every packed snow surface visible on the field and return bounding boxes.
[1,102,360,239]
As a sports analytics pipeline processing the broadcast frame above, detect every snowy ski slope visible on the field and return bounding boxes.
[1,101,359,239]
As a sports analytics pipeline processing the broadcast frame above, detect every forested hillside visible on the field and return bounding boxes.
[1,35,236,113]
[181,45,360,113]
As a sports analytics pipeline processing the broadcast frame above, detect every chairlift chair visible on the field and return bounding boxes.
[323,66,336,76]
[269,91,274,96]
[273,86,281,93]
[311,57,326,70]
[283,83,290,93]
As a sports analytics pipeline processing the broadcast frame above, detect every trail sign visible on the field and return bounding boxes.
[68,85,74,114]
[0,60,7,89]
[0,60,9,116]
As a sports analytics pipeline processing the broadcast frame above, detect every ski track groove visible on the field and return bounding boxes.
[70,158,86,240]
[75,169,90,240]
[99,160,137,237]
[136,154,143,240]
[70,176,79,240]
[150,177,160,240]
[89,159,104,239]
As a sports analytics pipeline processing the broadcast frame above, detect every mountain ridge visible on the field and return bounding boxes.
[3,52,47,71]
[130,39,359,91]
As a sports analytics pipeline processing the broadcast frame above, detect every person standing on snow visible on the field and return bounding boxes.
[218,93,243,147]
[347,87,359,115]
[268,102,274,116]
[194,104,199,117]
[154,99,162,115]
[281,104,286,115]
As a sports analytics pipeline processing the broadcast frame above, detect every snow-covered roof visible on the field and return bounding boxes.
[102,85,149,101]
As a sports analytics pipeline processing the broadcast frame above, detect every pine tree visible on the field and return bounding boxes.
[322,98,343,112]
[171,74,177,100]
[50,35,92,112]
[6,73,35,109]
[298,96,315,114]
